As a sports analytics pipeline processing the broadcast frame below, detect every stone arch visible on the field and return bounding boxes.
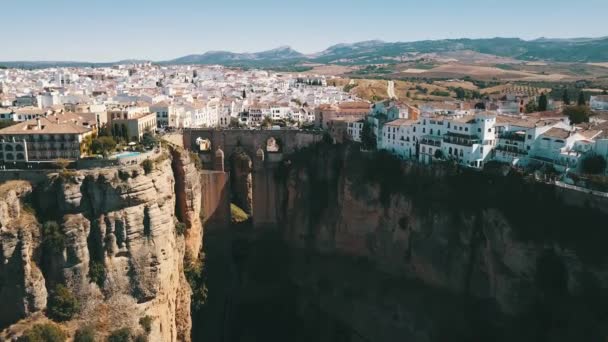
[195,137,212,152]
[5,153,14,160]
[16,153,24,160]
[229,149,253,216]
[15,145,24,151]
[4,144,13,151]
[265,136,282,153]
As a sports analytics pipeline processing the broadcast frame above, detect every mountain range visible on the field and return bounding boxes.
[3,37,608,69]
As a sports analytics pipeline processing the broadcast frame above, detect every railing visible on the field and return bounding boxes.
[421,139,441,147]
[555,181,608,198]
[443,137,479,147]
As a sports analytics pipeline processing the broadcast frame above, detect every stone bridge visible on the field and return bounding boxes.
[183,128,322,168]
[182,128,323,228]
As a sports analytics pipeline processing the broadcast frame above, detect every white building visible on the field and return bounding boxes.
[590,95,608,111]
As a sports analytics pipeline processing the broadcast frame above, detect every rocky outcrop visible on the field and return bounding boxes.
[0,150,211,341]
[0,181,47,328]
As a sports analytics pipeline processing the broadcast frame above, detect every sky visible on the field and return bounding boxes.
[2,0,607,62]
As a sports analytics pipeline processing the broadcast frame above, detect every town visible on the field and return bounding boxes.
[1,63,608,192]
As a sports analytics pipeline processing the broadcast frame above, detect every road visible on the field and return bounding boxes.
[387,80,398,99]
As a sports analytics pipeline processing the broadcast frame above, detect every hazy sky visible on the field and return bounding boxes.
[2,0,607,61]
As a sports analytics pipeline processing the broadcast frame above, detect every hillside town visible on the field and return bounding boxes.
[1,64,608,190]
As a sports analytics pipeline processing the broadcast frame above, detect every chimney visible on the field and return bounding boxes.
[36,118,41,130]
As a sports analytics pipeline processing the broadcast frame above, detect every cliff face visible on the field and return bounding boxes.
[276,144,608,340]
[0,150,207,341]
[0,181,47,328]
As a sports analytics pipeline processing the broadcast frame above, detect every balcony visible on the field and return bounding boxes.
[443,132,480,147]
[495,145,528,156]
[498,131,526,142]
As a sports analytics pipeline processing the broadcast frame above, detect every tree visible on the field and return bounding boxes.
[603,89,608,95]
[434,149,444,160]
[455,87,466,100]
[361,121,377,150]
[17,323,66,342]
[564,105,592,124]
[261,116,273,128]
[538,92,548,111]
[142,159,154,174]
[581,155,607,174]
[562,89,570,105]
[120,124,129,141]
[107,328,132,342]
[525,100,538,113]
[141,132,157,147]
[42,221,65,254]
[578,92,586,106]
[91,136,117,156]
[139,316,153,334]
[47,284,79,322]
[74,326,96,342]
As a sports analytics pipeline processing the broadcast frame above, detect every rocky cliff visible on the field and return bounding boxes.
[0,149,207,341]
[273,143,608,341]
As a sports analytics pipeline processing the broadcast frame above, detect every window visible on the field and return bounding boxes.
[447,123,451,128]
[478,128,481,133]
[488,128,491,132]
[465,127,468,132]
[423,128,426,133]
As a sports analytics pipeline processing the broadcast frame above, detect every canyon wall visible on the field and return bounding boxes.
[272,143,608,341]
[0,149,223,341]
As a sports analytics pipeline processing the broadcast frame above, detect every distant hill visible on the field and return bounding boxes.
[165,46,306,67]
[3,37,608,69]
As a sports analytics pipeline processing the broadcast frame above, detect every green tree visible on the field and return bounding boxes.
[120,124,129,141]
[91,136,117,156]
[562,89,570,105]
[361,121,377,150]
[142,159,154,174]
[564,105,592,124]
[525,100,538,113]
[141,132,157,147]
[17,323,66,342]
[581,155,607,174]
[603,89,607,95]
[139,316,153,334]
[42,221,65,254]
[538,92,548,111]
[47,284,79,322]
[74,326,96,342]
[107,328,132,342]
[455,87,466,100]
[578,92,586,106]
[261,116,273,128]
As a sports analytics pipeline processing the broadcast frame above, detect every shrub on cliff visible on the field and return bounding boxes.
[89,261,106,287]
[184,251,208,309]
[47,284,79,321]
[139,315,153,334]
[142,159,154,174]
[74,326,96,342]
[107,328,132,342]
[17,323,66,342]
[175,222,187,236]
[41,221,65,254]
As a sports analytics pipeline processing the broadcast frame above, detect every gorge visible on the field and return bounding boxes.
[2,139,608,341]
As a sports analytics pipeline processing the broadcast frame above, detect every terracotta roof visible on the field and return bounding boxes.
[385,118,417,126]
[542,128,570,139]
[0,116,92,135]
